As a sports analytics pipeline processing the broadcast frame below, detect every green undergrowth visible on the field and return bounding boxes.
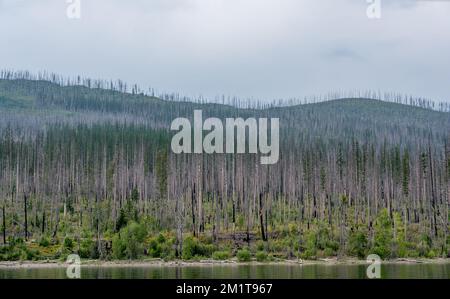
[1,210,448,262]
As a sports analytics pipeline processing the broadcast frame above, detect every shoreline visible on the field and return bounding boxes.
[1,258,449,269]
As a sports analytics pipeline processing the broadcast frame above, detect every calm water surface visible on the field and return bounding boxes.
[1,263,449,279]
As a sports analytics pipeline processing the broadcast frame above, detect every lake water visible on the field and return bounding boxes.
[0,263,449,279]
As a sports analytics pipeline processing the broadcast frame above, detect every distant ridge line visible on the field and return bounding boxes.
[1,69,448,112]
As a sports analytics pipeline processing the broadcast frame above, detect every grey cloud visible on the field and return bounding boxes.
[327,48,363,61]
[0,0,449,103]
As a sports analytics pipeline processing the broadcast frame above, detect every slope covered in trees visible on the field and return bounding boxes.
[0,77,449,261]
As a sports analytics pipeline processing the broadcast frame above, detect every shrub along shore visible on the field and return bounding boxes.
[1,209,448,263]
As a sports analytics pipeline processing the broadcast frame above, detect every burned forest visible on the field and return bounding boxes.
[0,73,449,261]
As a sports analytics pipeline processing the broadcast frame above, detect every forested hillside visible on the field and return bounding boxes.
[0,75,449,262]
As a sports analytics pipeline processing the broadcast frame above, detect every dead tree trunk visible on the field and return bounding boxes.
[24,195,28,241]
[259,193,267,241]
[42,211,45,234]
[191,185,196,237]
[2,204,6,244]
[428,145,438,237]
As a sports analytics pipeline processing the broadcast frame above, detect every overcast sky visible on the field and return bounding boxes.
[1,0,449,102]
